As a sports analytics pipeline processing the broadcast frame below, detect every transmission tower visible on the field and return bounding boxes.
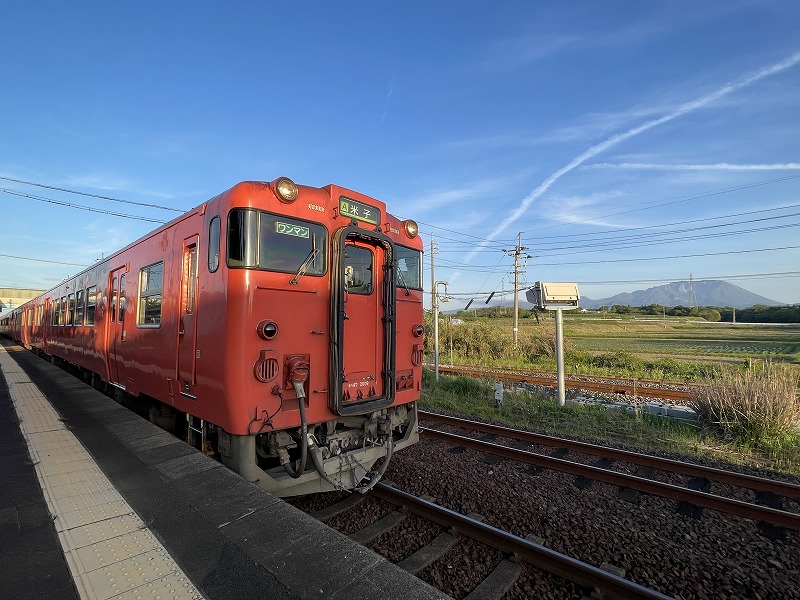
[689,273,697,308]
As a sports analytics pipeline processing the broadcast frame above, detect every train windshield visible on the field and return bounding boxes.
[227,209,327,275]
[396,245,423,290]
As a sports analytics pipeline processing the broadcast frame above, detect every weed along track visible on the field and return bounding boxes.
[287,410,800,598]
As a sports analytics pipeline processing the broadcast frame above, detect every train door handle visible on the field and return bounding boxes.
[179,318,185,337]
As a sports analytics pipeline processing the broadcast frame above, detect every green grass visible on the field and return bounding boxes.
[420,368,800,476]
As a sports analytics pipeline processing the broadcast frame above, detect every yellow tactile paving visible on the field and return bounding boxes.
[0,347,203,600]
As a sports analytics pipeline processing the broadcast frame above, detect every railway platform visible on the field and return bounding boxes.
[0,341,446,600]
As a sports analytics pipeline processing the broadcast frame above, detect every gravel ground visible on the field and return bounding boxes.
[289,409,800,599]
[381,436,800,599]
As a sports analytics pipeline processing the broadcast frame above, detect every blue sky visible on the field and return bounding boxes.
[2,1,799,310]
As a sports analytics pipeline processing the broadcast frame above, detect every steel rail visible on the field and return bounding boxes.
[421,428,800,531]
[433,364,694,402]
[372,482,672,600]
[420,411,800,500]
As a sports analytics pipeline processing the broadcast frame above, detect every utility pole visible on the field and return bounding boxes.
[430,237,438,378]
[503,233,530,348]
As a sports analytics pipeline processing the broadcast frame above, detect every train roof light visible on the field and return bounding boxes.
[403,219,419,239]
[275,177,299,203]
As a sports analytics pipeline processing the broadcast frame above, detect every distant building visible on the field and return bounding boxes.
[0,288,45,315]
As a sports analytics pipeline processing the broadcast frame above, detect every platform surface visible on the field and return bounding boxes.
[0,341,447,600]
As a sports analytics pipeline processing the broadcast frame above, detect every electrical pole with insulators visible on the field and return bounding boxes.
[503,233,531,348]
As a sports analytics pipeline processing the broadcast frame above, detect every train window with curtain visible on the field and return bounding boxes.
[137,262,163,327]
[86,286,97,325]
[208,216,220,272]
[396,245,423,290]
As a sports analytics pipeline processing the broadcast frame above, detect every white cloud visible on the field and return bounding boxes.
[465,50,800,262]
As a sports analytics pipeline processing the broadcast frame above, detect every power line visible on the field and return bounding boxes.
[0,175,184,212]
[0,252,86,267]
[534,244,800,266]
[0,188,167,223]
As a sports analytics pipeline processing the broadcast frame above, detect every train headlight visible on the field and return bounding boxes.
[275,177,299,203]
[403,219,419,238]
[412,324,424,337]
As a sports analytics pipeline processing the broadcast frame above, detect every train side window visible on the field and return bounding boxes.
[184,245,197,314]
[208,216,220,272]
[343,245,374,295]
[60,296,67,326]
[119,274,126,323]
[75,290,85,325]
[86,286,97,325]
[396,245,423,290]
[137,262,163,327]
[111,277,118,322]
[52,298,59,326]
[67,294,75,326]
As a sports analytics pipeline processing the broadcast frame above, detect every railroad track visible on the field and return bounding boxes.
[432,364,695,402]
[310,483,671,600]
[420,411,800,532]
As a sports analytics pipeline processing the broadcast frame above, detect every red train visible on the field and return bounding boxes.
[1,178,424,496]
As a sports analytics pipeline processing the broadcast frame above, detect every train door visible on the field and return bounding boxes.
[330,226,396,416]
[105,267,127,386]
[177,236,199,399]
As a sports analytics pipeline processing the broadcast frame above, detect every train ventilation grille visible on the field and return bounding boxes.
[254,357,279,382]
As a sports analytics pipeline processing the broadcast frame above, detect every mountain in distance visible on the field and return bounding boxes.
[578,280,783,310]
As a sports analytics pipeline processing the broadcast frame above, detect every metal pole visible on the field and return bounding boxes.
[555,308,565,406]
[431,238,439,381]
[513,233,520,349]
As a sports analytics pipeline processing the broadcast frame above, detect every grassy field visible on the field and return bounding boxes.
[426,315,800,473]
[421,368,800,476]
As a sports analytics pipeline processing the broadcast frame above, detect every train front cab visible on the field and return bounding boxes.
[213,181,422,497]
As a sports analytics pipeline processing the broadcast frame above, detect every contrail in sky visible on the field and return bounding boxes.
[590,162,800,171]
[465,50,800,262]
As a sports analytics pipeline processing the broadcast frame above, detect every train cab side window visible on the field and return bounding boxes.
[208,216,220,272]
[343,245,374,295]
[227,209,258,267]
[396,245,423,291]
[86,286,97,325]
[137,262,163,327]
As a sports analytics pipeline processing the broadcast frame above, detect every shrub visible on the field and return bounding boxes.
[689,362,800,446]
